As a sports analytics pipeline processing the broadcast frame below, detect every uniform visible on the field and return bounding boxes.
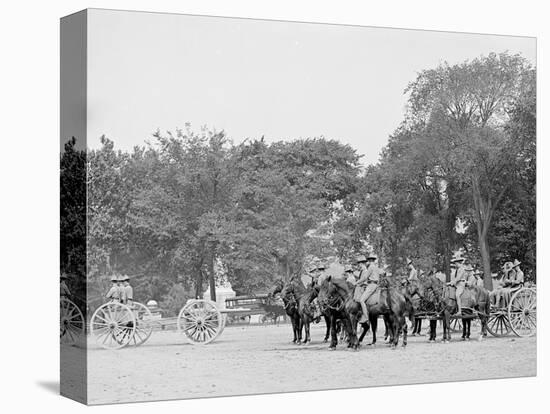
[124,284,134,303]
[494,262,513,307]
[357,260,381,323]
[121,275,133,305]
[106,275,126,303]
[451,261,467,314]
[408,267,419,282]
[343,264,357,286]
[106,284,122,302]
[499,262,524,306]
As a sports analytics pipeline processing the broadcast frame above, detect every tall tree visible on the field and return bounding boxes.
[404,52,533,288]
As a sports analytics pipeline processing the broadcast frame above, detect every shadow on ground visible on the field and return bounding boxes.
[36,380,59,395]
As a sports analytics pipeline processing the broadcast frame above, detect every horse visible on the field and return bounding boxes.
[297,282,325,344]
[422,275,490,342]
[269,278,302,344]
[318,275,407,349]
[401,279,423,336]
[269,276,331,344]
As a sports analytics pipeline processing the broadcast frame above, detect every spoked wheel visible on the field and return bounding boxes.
[177,300,222,345]
[91,303,136,349]
[508,288,536,337]
[128,302,154,346]
[60,298,85,345]
[486,309,511,337]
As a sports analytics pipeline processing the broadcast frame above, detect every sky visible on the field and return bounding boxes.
[86,9,536,166]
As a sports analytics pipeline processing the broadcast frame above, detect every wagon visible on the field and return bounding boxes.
[414,285,536,338]
[224,294,285,325]
[485,286,536,338]
[60,298,85,345]
[89,299,250,350]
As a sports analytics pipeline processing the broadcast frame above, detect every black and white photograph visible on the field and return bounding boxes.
[57,8,539,405]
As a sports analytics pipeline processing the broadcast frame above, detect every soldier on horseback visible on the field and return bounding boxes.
[407,259,419,283]
[344,264,356,286]
[356,254,382,324]
[449,257,467,316]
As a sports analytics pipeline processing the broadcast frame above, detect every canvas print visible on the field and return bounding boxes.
[60,9,537,405]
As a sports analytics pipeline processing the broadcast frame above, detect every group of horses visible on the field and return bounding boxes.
[269,272,491,350]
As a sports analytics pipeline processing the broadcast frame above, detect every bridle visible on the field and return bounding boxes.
[321,281,346,312]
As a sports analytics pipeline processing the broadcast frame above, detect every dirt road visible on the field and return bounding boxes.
[85,323,536,404]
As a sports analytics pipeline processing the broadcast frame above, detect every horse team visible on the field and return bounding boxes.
[269,254,494,350]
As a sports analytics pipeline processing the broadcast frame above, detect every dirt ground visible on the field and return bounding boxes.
[83,322,536,405]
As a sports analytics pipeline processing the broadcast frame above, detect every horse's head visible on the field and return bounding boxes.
[406,279,423,298]
[317,276,348,312]
[422,275,443,304]
[268,279,285,298]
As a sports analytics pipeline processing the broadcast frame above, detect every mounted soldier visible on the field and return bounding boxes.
[355,254,381,324]
[407,259,419,283]
[343,264,357,287]
[449,257,466,316]
[470,269,484,288]
[309,263,327,322]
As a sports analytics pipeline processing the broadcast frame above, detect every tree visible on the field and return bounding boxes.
[60,137,87,311]
[403,52,534,288]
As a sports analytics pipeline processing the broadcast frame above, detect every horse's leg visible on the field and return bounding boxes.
[430,319,437,341]
[329,312,338,350]
[480,300,489,339]
[385,315,393,342]
[295,315,302,344]
[401,314,408,347]
[358,322,368,344]
[369,315,378,346]
[417,318,422,335]
[442,311,450,342]
[324,315,330,343]
[391,314,403,348]
[290,317,297,343]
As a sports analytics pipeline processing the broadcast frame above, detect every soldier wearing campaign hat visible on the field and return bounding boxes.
[106,274,126,303]
[450,257,467,315]
[469,268,484,288]
[121,274,133,305]
[343,264,356,286]
[407,258,419,284]
[355,254,381,324]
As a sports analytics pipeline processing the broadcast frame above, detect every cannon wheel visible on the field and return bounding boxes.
[486,309,511,337]
[177,300,222,345]
[91,303,136,349]
[60,298,85,345]
[129,302,154,346]
[508,287,536,337]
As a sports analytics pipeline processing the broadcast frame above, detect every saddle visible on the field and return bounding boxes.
[353,285,381,306]
[445,285,476,307]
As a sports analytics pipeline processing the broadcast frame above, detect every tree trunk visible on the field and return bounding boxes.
[477,222,493,291]
[208,242,216,302]
[194,267,203,299]
[471,177,496,291]
[444,240,452,283]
